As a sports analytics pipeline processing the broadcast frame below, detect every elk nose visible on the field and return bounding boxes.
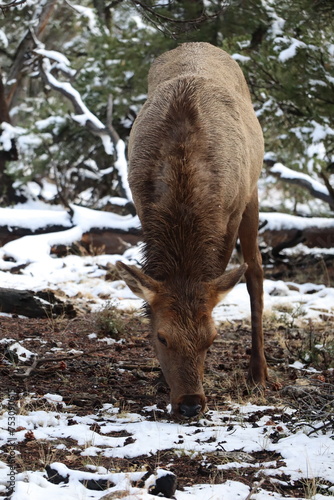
[179,403,202,418]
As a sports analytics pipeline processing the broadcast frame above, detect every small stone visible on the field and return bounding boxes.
[45,465,69,484]
[147,470,177,498]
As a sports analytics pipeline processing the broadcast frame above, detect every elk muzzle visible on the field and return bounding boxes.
[174,393,207,419]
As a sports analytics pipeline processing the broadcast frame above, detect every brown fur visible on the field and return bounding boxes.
[117,42,267,418]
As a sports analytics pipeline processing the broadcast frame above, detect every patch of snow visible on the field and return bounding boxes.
[259,212,334,232]
[0,28,8,48]
[66,2,102,35]
[1,400,333,499]
[114,140,132,201]
[289,360,305,370]
[0,122,26,150]
[43,394,63,403]
[231,53,250,62]
[0,207,71,231]
[276,37,307,62]
[34,48,71,66]
[7,342,35,361]
[1,226,83,264]
[35,116,67,133]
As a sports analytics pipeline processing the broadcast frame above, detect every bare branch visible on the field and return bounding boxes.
[271,230,305,258]
[12,347,114,378]
[319,170,334,202]
[244,478,266,500]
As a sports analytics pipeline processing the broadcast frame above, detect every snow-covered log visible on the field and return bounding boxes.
[1,205,333,260]
[0,288,75,318]
[0,204,140,258]
[259,212,334,251]
[1,202,333,262]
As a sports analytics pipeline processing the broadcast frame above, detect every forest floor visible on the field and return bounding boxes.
[1,307,333,498]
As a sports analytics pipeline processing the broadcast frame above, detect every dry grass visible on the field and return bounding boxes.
[90,302,127,339]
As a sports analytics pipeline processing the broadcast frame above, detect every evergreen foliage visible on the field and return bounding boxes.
[220,0,334,175]
[0,0,333,211]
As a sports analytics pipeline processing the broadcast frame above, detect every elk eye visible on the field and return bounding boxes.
[157,333,168,347]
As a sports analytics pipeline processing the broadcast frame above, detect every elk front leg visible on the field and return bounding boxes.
[239,191,268,386]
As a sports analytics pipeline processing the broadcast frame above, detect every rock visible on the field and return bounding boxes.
[45,465,69,484]
[146,469,177,498]
[46,464,112,491]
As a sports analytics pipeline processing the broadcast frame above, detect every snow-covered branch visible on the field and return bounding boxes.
[64,0,103,36]
[270,163,334,210]
[0,0,26,10]
[35,49,116,147]
[34,46,132,202]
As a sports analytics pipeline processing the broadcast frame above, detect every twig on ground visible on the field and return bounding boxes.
[244,478,265,500]
[11,346,115,378]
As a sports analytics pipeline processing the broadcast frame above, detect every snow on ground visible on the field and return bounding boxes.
[0,203,333,321]
[0,234,333,320]
[0,202,333,499]
[0,395,333,500]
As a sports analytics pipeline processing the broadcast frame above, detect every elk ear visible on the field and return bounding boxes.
[208,263,248,307]
[116,261,160,304]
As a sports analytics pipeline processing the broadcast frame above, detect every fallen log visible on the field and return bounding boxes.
[0,226,141,255]
[0,288,76,318]
[1,212,333,258]
[259,213,334,249]
[69,229,140,255]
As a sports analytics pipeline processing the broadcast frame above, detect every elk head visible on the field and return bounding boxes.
[116,261,247,419]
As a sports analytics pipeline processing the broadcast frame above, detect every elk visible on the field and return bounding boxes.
[116,42,267,419]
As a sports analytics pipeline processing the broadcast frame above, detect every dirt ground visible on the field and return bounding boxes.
[1,307,333,498]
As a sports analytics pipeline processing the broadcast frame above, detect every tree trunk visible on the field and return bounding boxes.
[0,71,19,205]
[5,0,59,110]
